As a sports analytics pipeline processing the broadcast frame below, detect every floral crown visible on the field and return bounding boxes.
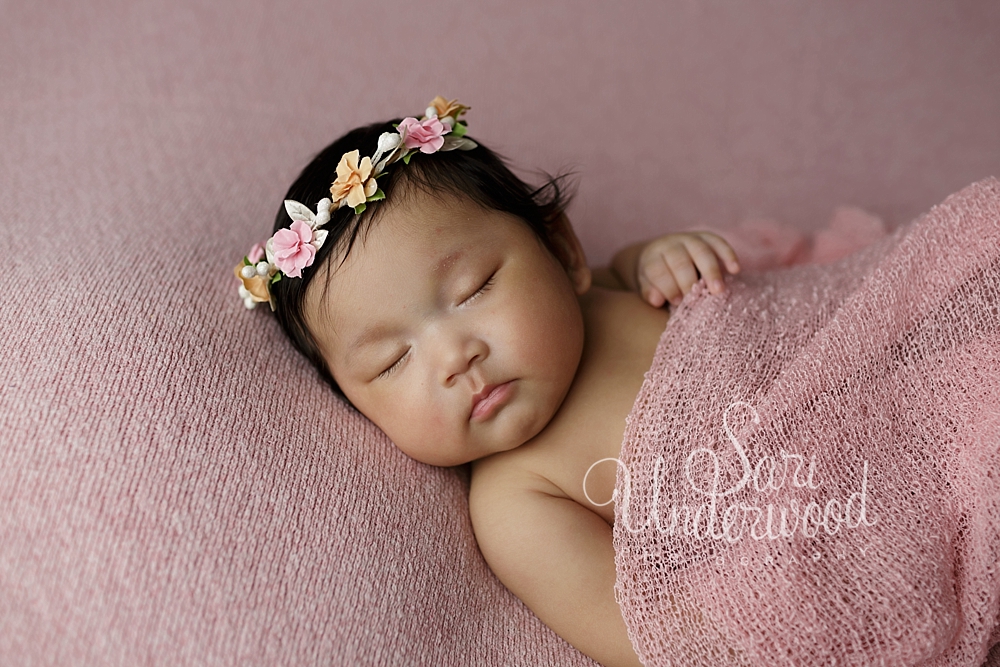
[234,96,477,311]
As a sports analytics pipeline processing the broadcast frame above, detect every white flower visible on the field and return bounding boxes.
[313,198,332,228]
[372,132,403,174]
[378,131,401,154]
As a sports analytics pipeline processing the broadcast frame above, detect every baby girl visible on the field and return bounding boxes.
[234,97,741,667]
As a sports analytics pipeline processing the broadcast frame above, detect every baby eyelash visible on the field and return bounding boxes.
[379,350,408,378]
[464,274,495,305]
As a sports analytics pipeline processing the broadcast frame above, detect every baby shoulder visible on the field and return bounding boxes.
[468,452,570,555]
[469,452,558,516]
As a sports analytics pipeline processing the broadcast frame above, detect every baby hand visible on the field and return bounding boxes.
[636,232,741,308]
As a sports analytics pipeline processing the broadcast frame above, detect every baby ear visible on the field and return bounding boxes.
[545,212,591,296]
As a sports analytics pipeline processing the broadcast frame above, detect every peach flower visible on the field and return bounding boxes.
[428,96,469,120]
[233,263,270,303]
[330,150,378,209]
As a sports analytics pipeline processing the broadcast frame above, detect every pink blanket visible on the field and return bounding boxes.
[613,178,1000,667]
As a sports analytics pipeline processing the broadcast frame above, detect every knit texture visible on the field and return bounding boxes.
[613,177,1000,666]
[5,0,1000,664]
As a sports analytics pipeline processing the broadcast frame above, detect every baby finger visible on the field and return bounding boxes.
[681,237,727,294]
[638,261,681,307]
[695,232,741,274]
[662,244,700,297]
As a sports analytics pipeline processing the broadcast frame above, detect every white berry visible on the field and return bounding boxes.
[255,262,269,277]
[241,265,256,279]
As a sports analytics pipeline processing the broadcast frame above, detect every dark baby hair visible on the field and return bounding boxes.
[269,119,577,406]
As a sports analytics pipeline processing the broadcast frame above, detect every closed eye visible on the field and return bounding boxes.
[462,272,496,306]
[377,271,496,380]
[377,349,409,379]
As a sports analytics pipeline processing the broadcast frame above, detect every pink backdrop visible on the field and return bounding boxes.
[2,0,999,665]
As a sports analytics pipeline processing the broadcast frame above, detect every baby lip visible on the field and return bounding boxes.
[471,381,514,420]
[472,383,501,415]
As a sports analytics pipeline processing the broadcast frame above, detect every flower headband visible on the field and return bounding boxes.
[234,96,477,311]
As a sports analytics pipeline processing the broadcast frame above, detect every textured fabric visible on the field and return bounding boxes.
[613,178,1000,666]
[3,0,1000,665]
[699,206,891,274]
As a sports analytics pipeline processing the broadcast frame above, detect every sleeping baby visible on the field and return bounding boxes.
[233,97,741,667]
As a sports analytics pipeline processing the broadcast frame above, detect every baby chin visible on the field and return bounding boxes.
[469,378,561,460]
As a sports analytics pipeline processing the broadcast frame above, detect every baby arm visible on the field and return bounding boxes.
[469,483,644,667]
[610,233,741,308]
[469,477,745,666]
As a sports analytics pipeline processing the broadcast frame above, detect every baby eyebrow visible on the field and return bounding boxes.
[348,325,396,355]
[433,248,465,277]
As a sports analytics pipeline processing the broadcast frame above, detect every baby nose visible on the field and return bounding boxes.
[438,334,488,386]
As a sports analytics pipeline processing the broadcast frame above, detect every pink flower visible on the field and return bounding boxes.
[398,117,449,154]
[271,220,316,278]
[247,242,265,264]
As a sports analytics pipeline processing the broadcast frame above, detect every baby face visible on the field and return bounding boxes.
[302,186,591,467]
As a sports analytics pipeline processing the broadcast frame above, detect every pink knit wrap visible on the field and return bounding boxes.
[613,177,1000,666]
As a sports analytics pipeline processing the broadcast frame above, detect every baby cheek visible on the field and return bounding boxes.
[507,297,563,358]
[398,384,450,435]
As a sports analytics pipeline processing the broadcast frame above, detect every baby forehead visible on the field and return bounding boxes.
[352,207,538,266]
[328,236,484,293]
[319,221,455,285]
[335,222,473,271]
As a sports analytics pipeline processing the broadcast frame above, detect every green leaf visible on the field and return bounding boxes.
[243,256,252,266]
[452,121,467,137]
[368,189,386,202]
[354,203,367,215]
[270,272,282,284]
[403,152,413,165]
